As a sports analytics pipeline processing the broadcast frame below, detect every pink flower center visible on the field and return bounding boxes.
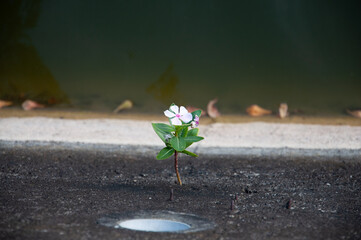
[176,114,181,118]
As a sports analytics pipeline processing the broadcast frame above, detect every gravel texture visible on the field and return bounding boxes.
[0,148,360,240]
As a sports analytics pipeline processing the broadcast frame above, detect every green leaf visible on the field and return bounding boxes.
[152,123,175,133]
[191,110,202,118]
[185,129,203,147]
[181,150,198,157]
[188,128,199,137]
[170,136,186,151]
[179,126,188,137]
[185,136,204,148]
[156,147,175,160]
[174,124,189,136]
[184,136,204,143]
[152,123,174,143]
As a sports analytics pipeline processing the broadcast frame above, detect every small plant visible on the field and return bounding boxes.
[152,103,204,185]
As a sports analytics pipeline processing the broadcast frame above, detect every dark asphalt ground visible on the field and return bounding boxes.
[0,147,360,240]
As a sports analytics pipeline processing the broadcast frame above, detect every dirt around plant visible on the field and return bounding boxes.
[0,148,360,240]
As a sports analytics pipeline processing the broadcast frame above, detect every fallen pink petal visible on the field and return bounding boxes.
[22,100,45,111]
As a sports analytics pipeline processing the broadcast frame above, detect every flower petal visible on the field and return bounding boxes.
[180,112,193,123]
[164,110,175,118]
[170,117,182,126]
[179,106,188,115]
[170,105,179,114]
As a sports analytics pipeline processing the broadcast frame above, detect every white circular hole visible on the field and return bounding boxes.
[118,219,191,232]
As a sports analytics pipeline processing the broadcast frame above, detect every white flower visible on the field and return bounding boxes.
[164,104,193,126]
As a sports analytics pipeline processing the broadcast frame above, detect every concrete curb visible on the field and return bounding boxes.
[1,117,360,162]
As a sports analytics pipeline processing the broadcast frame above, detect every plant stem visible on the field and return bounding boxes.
[174,151,182,185]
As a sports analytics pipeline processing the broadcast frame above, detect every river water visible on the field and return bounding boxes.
[1,0,360,115]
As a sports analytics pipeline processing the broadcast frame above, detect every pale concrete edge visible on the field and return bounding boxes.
[1,140,360,162]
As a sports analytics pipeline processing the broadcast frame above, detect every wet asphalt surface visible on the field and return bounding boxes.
[0,147,360,240]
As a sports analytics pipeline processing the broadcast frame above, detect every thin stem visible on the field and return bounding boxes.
[174,151,182,185]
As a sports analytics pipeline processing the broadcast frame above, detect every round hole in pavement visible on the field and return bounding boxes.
[116,219,190,232]
[97,210,216,233]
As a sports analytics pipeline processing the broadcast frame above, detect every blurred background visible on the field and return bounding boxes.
[0,0,360,115]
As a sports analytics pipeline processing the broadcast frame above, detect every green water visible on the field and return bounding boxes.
[1,0,360,115]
